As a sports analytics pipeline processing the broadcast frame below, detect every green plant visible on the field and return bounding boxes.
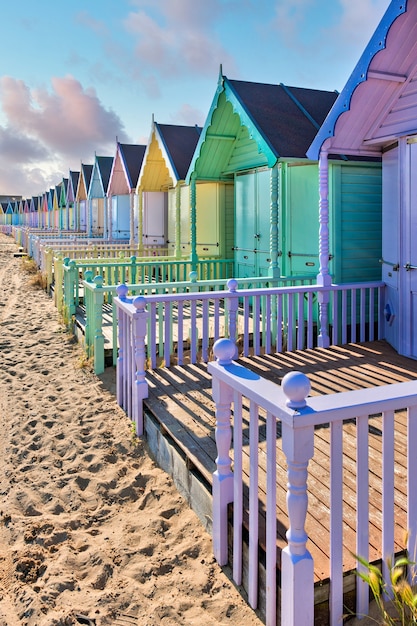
[354,550,417,625]
[130,421,139,446]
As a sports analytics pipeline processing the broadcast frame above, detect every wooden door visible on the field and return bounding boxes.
[284,163,320,277]
[402,139,417,357]
[234,170,270,278]
[235,172,256,277]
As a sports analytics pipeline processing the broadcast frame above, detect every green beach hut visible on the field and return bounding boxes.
[186,69,382,283]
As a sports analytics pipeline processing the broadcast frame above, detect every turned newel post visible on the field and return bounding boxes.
[281,371,314,626]
[317,149,331,348]
[132,295,149,436]
[211,338,236,565]
[116,284,129,408]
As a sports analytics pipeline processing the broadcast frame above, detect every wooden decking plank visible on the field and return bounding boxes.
[142,338,417,590]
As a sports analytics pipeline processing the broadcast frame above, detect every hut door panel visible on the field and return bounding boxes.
[196,183,220,257]
[286,164,319,276]
[112,195,130,239]
[381,146,400,352]
[235,173,256,277]
[403,140,417,357]
[143,191,167,245]
[79,201,87,231]
[256,169,271,275]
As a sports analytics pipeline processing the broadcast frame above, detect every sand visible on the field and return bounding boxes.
[0,232,263,626]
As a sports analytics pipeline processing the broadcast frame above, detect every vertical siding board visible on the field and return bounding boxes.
[338,165,382,283]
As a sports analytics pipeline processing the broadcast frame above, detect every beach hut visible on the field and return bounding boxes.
[67,170,80,231]
[186,69,382,282]
[137,120,202,255]
[107,142,146,242]
[32,196,42,228]
[308,0,417,360]
[39,193,46,229]
[2,201,12,226]
[88,155,113,238]
[59,178,68,230]
[75,163,93,233]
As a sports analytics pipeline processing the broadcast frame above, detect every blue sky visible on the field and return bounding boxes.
[0,0,391,198]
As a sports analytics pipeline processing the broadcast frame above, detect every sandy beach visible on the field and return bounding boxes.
[0,232,263,626]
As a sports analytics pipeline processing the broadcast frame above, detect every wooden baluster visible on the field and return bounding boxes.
[93,275,105,375]
[116,284,129,409]
[211,338,236,565]
[281,371,314,626]
[226,279,238,355]
[132,296,149,436]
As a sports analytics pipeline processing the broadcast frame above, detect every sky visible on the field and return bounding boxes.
[0,0,392,199]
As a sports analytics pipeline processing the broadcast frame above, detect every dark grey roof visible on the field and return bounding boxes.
[228,79,339,158]
[69,170,80,192]
[96,156,114,192]
[119,144,146,188]
[82,163,93,190]
[156,124,202,180]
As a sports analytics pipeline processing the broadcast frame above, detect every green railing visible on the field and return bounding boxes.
[77,273,318,374]
[58,256,236,314]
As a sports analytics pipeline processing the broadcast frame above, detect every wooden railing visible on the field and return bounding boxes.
[80,274,282,374]
[114,279,385,423]
[208,338,417,626]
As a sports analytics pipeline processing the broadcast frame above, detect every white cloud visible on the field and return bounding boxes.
[124,0,237,83]
[332,0,391,47]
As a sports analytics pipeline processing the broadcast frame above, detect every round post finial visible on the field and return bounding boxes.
[227,278,238,293]
[189,271,198,283]
[133,296,147,312]
[282,371,311,409]
[116,284,129,300]
[213,338,236,365]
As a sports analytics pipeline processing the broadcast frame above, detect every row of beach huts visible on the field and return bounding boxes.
[4,1,417,625]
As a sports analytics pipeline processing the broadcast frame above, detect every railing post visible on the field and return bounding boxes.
[281,371,314,626]
[54,255,64,309]
[116,284,129,408]
[211,338,237,565]
[317,148,331,348]
[83,270,94,358]
[93,275,105,375]
[226,279,239,352]
[130,255,137,285]
[132,296,149,436]
[62,258,76,320]
[45,247,54,293]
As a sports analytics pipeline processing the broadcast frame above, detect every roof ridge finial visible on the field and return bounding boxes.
[218,64,224,87]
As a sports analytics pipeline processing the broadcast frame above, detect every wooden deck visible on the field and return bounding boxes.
[140,340,417,618]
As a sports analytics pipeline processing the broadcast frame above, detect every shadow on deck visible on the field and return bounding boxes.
[97,340,417,625]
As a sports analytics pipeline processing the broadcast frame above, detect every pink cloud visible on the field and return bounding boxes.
[0,75,132,196]
[0,75,129,158]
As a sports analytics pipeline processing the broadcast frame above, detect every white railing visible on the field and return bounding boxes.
[114,277,385,442]
[208,338,417,626]
[114,278,384,366]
